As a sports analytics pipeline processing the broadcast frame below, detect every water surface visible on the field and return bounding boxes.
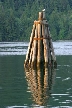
[0,41,72,55]
[0,42,72,108]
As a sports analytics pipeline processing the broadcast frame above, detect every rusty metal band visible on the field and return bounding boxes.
[34,21,42,25]
[33,37,51,40]
[34,21,48,26]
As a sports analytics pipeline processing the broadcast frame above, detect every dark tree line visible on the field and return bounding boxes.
[0,0,72,41]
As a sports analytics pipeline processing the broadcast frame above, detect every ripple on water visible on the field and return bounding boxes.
[0,41,72,55]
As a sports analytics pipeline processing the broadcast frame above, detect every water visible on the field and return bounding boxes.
[0,41,72,108]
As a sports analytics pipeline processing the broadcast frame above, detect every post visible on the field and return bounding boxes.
[38,12,43,20]
[42,22,49,66]
[37,23,41,63]
[42,9,45,19]
[24,9,56,67]
[25,24,36,65]
[29,44,33,65]
[32,24,38,66]
[37,12,43,65]
[48,27,56,62]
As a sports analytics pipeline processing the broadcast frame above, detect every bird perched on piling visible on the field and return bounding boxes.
[42,9,45,12]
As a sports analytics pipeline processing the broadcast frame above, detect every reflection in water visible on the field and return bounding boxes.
[24,65,56,106]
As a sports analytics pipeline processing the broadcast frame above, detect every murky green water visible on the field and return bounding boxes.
[0,42,72,108]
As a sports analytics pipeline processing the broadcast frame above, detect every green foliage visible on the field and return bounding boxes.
[0,0,72,41]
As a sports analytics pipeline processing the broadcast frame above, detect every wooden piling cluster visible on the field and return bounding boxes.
[24,9,56,67]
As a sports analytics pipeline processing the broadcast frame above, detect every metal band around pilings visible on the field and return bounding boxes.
[33,37,51,40]
[34,21,42,25]
[38,18,46,20]
[38,18,43,20]
[34,21,48,26]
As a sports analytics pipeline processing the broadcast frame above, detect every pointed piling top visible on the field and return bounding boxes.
[42,9,45,19]
[38,9,46,20]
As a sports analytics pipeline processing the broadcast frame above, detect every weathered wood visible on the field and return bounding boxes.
[42,21,49,64]
[24,9,56,67]
[47,27,56,62]
[25,24,36,64]
[34,20,48,26]
[32,24,38,65]
[38,12,43,20]
[42,9,45,19]
[37,23,42,63]
[29,45,33,65]
[45,26,51,64]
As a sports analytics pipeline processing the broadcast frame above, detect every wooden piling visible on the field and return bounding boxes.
[37,23,41,63]
[47,27,56,62]
[42,21,49,66]
[25,24,36,65]
[29,44,33,65]
[42,9,45,20]
[24,9,57,67]
[32,24,38,66]
[37,12,44,66]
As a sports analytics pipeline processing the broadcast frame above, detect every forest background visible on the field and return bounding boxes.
[0,0,72,41]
